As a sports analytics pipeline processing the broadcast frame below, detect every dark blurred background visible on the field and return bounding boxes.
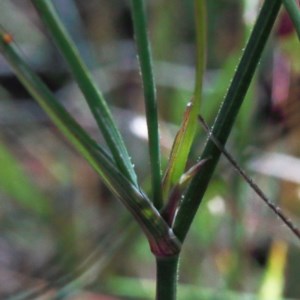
[1,0,300,299]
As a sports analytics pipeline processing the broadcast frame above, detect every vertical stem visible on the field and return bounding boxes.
[130,0,162,209]
[155,255,179,300]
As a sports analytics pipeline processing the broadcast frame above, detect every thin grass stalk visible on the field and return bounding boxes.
[198,115,300,241]
[152,2,206,297]
[283,0,300,40]
[130,0,162,208]
[31,0,137,186]
[174,0,282,242]
[156,256,179,300]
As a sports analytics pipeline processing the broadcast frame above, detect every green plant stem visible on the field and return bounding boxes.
[130,0,162,209]
[283,0,300,40]
[31,0,137,186]
[156,256,179,300]
[174,0,282,242]
[0,31,180,257]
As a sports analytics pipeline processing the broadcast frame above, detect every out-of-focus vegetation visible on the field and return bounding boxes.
[0,0,300,299]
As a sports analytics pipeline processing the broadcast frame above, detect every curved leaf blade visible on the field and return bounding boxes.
[162,0,206,198]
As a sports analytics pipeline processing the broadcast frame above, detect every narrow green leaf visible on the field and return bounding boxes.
[161,159,209,227]
[130,0,162,208]
[178,158,209,187]
[283,0,300,40]
[162,102,195,198]
[0,33,180,256]
[0,139,51,216]
[162,0,206,198]
[174,0,282,242]
[30,0,137,186]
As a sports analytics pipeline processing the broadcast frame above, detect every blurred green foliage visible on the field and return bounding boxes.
[0,0,299,299]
